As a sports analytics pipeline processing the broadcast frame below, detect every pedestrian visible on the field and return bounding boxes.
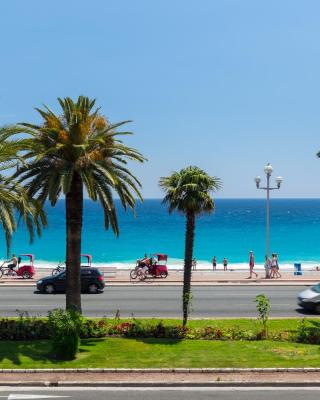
[274,253,281,278]
[192,258,197,271]
[270,253,277,278]
[222,257,228,271]
[264,255,271,279]
[248,250,258,279]
[212,256,217,271]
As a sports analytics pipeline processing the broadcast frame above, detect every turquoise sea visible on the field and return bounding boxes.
[2,199,320,270]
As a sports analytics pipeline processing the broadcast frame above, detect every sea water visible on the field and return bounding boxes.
[3,199,320,271]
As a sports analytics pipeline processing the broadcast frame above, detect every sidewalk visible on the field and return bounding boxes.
[0,269,319,286]
[0,369,320,386]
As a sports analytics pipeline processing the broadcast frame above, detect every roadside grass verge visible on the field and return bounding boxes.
[0,338,319,368]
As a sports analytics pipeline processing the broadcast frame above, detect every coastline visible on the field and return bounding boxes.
[32,259,320,272]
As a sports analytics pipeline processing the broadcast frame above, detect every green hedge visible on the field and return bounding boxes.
[0,315,319,345]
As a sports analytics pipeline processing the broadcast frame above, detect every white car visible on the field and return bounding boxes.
[298,284,320,313]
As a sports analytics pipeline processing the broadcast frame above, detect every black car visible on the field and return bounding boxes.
[36,267,105,294]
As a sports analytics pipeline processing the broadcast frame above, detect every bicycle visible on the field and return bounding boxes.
[52,261,65,276]
[0,261,17,278]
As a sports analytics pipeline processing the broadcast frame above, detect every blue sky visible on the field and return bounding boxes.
[1,0,320,198]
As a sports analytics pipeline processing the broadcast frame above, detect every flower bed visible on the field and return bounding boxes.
[0,315,319,345]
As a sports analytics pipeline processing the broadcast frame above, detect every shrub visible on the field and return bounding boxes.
[0,314,318,345]
[294,318,320,345]
[80,319,108,338]
[255,294,270,339]
[48,309,81,360]
[0,317,49,340]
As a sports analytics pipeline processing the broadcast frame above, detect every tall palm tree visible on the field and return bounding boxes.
[0,128,46,254]
[160,166,221,326]
[13,96,145,312]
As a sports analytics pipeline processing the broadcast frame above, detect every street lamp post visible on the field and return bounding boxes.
[254,163,283,270]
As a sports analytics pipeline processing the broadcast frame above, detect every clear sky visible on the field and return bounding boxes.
[1,0,320,198]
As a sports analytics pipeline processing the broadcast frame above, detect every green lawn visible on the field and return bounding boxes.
[0,337,319,368]
[0,318,319,369]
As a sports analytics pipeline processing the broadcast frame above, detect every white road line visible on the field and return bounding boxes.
[0,387,320,393]
[8,396,70,399]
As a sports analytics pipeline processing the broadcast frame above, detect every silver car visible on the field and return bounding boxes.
[298,284,320,313]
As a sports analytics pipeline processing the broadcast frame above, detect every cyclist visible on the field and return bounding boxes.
[8,254,18,272]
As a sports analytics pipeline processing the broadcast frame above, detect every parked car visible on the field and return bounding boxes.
[298,283,320,313]
[36,267,105,294]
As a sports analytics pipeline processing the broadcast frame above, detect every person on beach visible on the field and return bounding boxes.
[248,251,258,279]
[212,256,217,271]
[264,255,271,279]
[222,257,228,271]
[192,258,197,271]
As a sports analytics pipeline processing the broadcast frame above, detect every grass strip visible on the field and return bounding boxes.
[0,337,319,368]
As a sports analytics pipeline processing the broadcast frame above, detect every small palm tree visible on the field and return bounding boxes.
[0,128,46,254]
[13,96,145,312]
[160,166,221,326]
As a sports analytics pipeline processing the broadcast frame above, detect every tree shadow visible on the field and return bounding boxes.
[0,340,52,366]
[309,320,320,328]
[129,337,183,345]
[0,337,109,366]
[80,338,105,347]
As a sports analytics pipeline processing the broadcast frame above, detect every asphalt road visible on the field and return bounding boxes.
[1,388,320,400]
[0,285,313,317]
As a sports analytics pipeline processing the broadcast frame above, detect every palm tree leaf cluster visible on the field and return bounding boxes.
[160,166,222,216]
[0,128,46,255]
[14,96,145,236]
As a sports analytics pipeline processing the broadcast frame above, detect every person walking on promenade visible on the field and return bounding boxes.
[248,251,258,279]
[270,253,277,278]
[212,256,217,271]
[264,255,271,279]
[192,258,197,271]
[274,253,281,278]
[223,257,228,271]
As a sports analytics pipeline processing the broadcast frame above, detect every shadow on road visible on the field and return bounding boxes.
[295,307,318,316]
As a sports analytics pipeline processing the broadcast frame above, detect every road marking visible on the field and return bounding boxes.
[1,387,320,393]
[8,396,70,399]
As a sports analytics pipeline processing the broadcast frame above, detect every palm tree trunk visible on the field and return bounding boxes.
[65,171,83,313]
[182,211,195,327]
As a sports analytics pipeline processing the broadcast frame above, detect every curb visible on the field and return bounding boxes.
[1,381,320,387]
[1,368,320,373]
[0,281,316,287]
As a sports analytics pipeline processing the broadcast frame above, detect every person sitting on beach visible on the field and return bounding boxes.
[212,256,217,271]
[222,257,228,271]
[248,250,258,279]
